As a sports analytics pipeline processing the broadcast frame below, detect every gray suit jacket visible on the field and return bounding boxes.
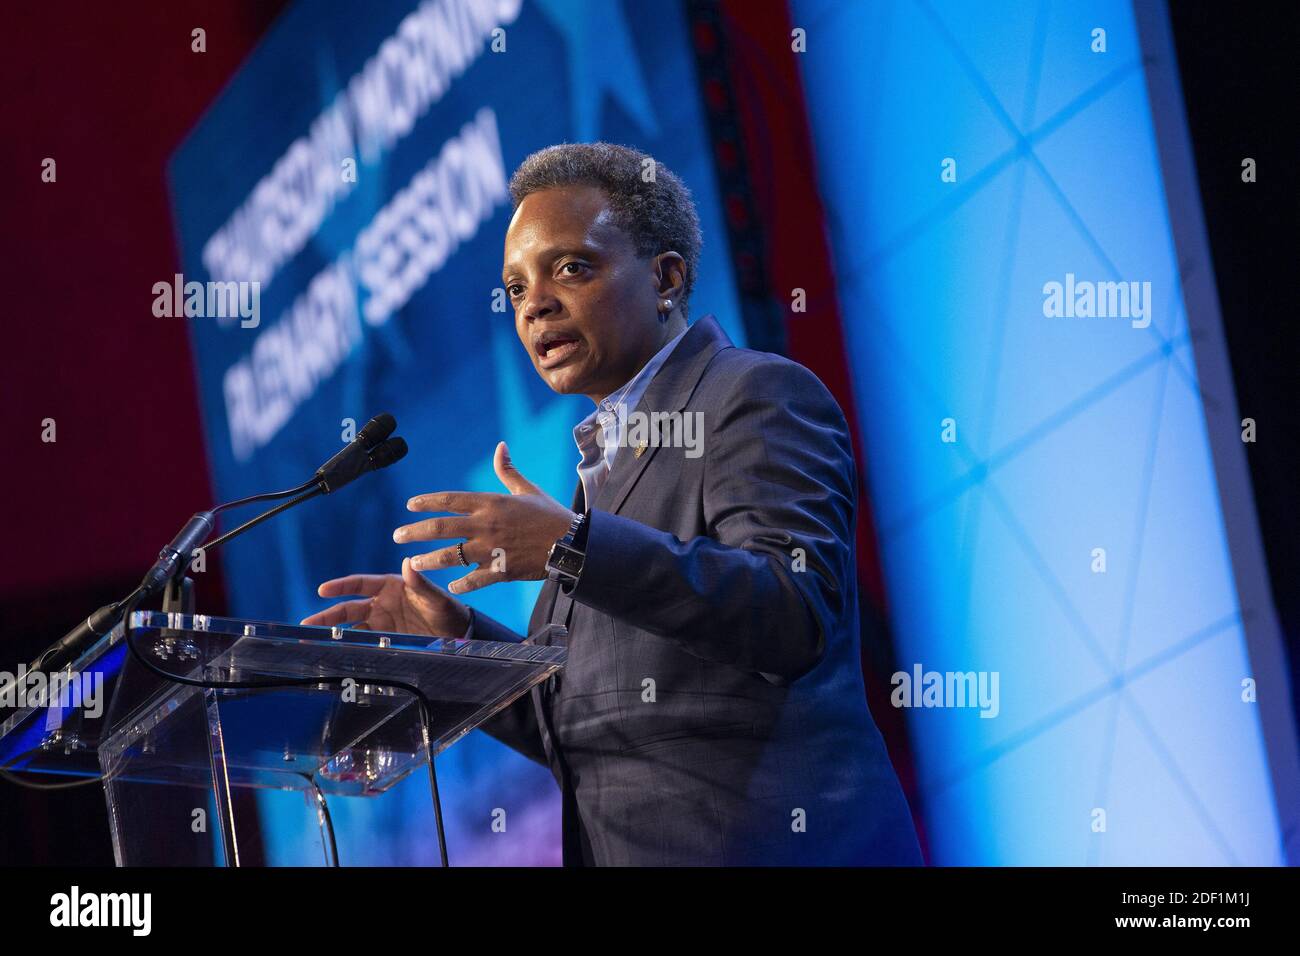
[472,315,922,865]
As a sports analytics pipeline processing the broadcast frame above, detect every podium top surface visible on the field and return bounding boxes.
[1,612,566,784]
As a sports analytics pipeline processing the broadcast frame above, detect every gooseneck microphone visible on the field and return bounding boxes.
[138,511,216,599]
[315,412,397,493]
[204,435,409,553]
[22,414,407,674]
[5,414,441,863]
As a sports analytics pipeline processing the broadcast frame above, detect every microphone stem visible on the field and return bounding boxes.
[204,485,324,552]
[16,427,397,676]
[213,478,321,514]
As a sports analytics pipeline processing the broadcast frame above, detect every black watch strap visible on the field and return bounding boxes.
[571,509,591,550]
[546,511,588,588]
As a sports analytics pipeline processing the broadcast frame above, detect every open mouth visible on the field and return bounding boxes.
[535,331,582,368]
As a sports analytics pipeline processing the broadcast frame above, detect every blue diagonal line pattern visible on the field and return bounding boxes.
[856,0,1250,865]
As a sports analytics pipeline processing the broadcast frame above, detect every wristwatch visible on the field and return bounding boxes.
[546,511,589,591]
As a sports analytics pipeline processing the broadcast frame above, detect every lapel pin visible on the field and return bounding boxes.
[634,440,648,458]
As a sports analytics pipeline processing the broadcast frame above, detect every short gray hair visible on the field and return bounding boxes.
[508,142,702,316]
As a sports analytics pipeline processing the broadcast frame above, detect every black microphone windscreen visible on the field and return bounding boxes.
[358,412,397,447]
[369,436,408,470]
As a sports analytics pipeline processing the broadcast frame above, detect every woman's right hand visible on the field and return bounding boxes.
[300,557,472,638]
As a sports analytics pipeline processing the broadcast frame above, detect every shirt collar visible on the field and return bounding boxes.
[572,325,689,451]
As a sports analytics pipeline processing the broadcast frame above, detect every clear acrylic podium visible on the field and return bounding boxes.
[0,611,566,866]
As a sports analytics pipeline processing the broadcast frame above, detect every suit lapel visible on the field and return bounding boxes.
[592,316,733,517]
